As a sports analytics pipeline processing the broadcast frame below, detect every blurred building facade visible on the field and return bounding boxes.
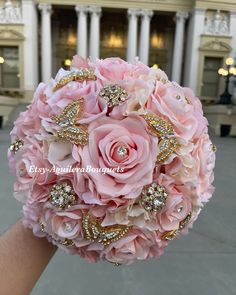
[0,0,236,123]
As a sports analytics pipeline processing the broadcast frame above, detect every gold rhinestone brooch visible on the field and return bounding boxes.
[140,183,168,212]
[49,183,76,209]
[9,138,24,153]
[99,84,128,107]
[53,69,96,92]
[82,214,131,246]
[161,212,192,241]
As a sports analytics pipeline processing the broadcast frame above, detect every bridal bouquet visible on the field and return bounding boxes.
[8,56,216,265]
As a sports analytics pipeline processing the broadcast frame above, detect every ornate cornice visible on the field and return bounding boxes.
[35,0,236,12]
[34,0,193,12]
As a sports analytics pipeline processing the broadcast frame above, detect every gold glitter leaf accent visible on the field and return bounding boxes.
[142,113,180,164]
[53,69,96,92]
[52,100,88,146]
[161,230,178,241]
[82,215,131,246]
[142,113,174,138]
[161,212,192,241]
[57,125,88,146]
[52,100,83,127]
[157,138,180,164]
[179,212,192,230]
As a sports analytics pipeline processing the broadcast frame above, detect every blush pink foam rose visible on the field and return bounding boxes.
[104,229,168,265]
[146,81,208,141]
[9,137,56,203]
[81,115,159,203]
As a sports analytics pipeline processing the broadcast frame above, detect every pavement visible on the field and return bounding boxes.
[0,119,236,295]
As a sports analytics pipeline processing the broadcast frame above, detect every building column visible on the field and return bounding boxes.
[183,8,205,93]
[139,9,153,65]
[38,3,52,83]
[75,5,88,58]
[22,0,38,98]
[171,11,188,83]
[127,8,140,63]
[89,6,102,60]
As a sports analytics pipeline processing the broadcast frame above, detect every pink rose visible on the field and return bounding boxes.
[157,193,192,231]
[10,137,56,202]
[81,115,158,203]
[146,81,208,141]
[93,57,133,81]
[104,229,167,265]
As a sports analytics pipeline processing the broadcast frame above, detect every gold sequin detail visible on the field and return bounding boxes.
[161,212,192,241]
[161,230,178,241]
[60,238,75,247]
[211,144,217,153]
[9,138,24,153]
[53,69,96,92]
[156,77,168,84]
[52,100,88,146]
[82,215,131,246]
[179,212,192,230]
[185,97,191,104]
[39,221,45,232]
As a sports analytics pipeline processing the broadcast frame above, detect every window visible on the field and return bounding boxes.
[201,57,222,98]
[0,46,20,89]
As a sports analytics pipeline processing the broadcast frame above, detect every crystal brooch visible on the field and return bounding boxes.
[140,183,168,212]
[161,212,192,241]
[99,84,128,107]
[49,183,76,209]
